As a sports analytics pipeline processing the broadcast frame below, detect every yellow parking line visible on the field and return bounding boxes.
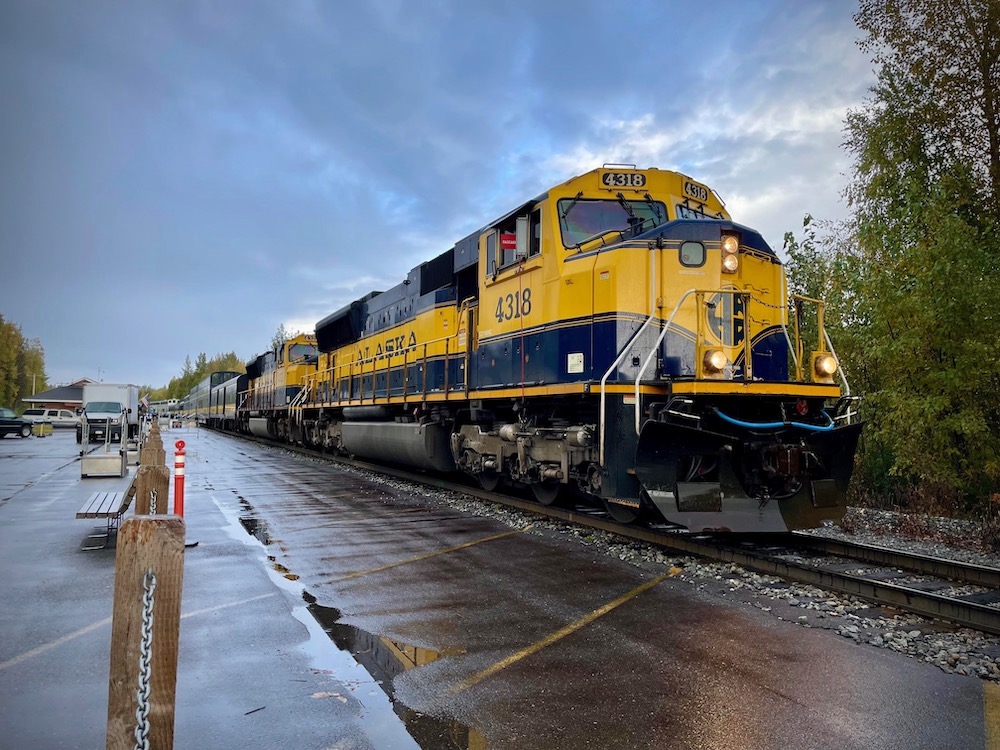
[0,593,277,672]
[450,569,676,694]
[332,527,533,582]
[986,681,1000,750]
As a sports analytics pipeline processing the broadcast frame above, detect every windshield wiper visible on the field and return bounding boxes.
[616,192,636,219]
[560,191,584,220]
[643,192,664,224]
[617,192,650,235]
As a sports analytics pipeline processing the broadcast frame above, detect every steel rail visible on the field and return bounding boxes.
[707,541,1000,636]
[791,533,1000,588]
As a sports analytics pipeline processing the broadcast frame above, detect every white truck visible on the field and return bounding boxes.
[76,383,139,444]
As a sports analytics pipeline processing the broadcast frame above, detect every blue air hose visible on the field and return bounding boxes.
[710,407,835,432]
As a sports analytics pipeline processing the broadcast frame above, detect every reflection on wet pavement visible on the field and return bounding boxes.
[239,515,271,545]
[239,507,486,749]
[306,594,485,750]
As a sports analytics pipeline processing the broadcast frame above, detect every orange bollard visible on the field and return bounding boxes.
[173,440,186,517]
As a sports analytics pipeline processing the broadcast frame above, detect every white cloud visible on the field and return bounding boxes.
[2,0,875,387]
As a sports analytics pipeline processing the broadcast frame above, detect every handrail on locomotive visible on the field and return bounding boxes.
[598,286,855,466]
[301,299,476,406]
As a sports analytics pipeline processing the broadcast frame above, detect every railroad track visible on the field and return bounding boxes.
[221,429,1000,636]
[708,535,1000,636]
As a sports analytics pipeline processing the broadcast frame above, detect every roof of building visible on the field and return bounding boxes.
[21,378,96,405]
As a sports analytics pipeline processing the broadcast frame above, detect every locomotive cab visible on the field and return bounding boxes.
[243,333,318,441]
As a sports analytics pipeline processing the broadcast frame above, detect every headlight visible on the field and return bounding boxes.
[812,353,838,382]
[721,233,739,274]
[703,349,728,373]
[111,417,121,425]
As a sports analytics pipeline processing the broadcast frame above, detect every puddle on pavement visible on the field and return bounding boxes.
[236,506,485,749]
[239,515,272,545]
[305,594,485,750]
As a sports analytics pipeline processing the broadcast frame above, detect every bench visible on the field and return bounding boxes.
[76,476,138,550]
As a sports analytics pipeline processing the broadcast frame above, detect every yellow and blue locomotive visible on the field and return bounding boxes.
[241,333,319,440]
[248,166,860,532]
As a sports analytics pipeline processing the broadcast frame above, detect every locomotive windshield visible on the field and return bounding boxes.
[676,203,725,221]
[558,197,666,248]
[288,342,318,362]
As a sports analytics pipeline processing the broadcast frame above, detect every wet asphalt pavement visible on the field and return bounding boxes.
[0,427,994,749]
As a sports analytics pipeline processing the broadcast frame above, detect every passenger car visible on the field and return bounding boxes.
[0,408,32,438]
[22,408,80,428]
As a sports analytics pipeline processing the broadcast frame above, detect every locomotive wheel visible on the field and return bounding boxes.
[478,470,500,492]
[531,480,561,506]
[603,498,640,524]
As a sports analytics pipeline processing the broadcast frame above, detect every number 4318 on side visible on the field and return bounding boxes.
[494,288,532,323]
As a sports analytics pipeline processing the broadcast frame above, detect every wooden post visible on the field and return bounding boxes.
[141,432,166,467]
[106,516,185,750]
[135,465,171,515]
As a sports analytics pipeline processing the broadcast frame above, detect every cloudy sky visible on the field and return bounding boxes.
[1,0,875,390]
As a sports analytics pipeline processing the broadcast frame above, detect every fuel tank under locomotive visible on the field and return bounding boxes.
[339,410,456,473]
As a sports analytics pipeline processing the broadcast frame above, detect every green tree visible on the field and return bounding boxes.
[784,1,1000,510]
[20,338,47,397]
[856,0,1000,210]
[271,324,288,352]
[210,351,246,373]
[0,315,24,407]
[786,0,1000,508]
[0,315,48,410]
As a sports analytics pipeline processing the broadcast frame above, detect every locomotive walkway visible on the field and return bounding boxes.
[0,426,998,749]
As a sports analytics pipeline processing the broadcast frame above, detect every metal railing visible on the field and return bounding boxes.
[599,284,845,464]
[301,302,475,408]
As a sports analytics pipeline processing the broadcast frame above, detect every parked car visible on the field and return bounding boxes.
[0,408,32,438]
[22,408,80,428]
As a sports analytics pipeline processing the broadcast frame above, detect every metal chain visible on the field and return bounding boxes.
[149,488,157,516]
[133,569,157,750]
[750,297,791,311]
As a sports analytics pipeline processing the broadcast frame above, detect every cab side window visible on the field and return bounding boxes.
[529,209,541,257]
[486,232,497,276]
[497,217,518,268]
[486,205,541,279]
